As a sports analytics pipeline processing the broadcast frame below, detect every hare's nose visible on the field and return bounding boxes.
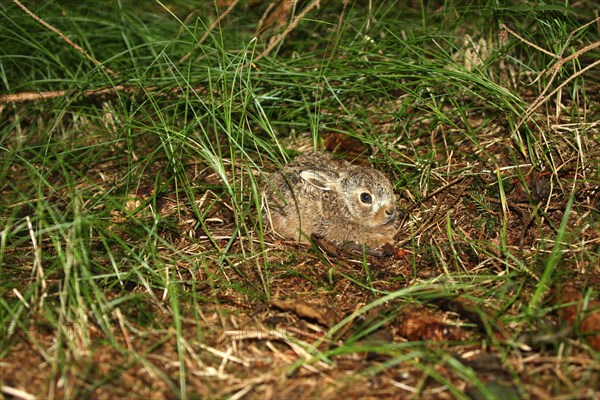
[385,208,395,219]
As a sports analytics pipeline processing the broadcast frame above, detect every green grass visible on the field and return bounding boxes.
[1,1,599,399]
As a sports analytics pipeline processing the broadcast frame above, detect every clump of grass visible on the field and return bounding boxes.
[1,1,598,399]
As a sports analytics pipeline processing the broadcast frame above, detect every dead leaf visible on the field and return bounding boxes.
[270,298,336,326]
[433,296,510,341]
[323,132,370,160]
[397,306,471,341]
[513,171,552,203]
[256,0,296,37]
[393,246,409,258]
[466,380,521,400]
[557,284,600,351]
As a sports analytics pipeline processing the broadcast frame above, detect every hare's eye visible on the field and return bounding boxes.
[360,192,372,204]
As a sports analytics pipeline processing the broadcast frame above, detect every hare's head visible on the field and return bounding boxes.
[299,165,397,228]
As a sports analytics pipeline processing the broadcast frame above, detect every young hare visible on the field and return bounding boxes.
[262,152,398,248]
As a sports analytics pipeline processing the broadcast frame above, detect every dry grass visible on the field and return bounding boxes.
[1,1,599,399]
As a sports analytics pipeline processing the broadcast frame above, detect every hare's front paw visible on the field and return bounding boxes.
[364,234,395,249]
[363,223,397,248]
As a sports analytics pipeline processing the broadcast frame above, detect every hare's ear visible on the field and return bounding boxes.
[299,170,339,191]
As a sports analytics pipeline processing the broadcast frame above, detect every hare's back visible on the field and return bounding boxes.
[285,152,349,173]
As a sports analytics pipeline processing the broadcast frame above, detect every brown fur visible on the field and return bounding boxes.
[262,152,398,248]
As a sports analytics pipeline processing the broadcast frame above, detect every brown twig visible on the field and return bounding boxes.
[11,0,118,78]
[500,23,560,59]
[523,57,600,122]
[253,0,321,63]
[0,85,131,104]
[179,0,241,64]
[1,90,74,103]
[397,182,469,247]
[336,0,351,35]
[501,18,600,135]
[256,0,297,37]
[0,84,210,104]
[420,176,466,203]
[256,1,279,36]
